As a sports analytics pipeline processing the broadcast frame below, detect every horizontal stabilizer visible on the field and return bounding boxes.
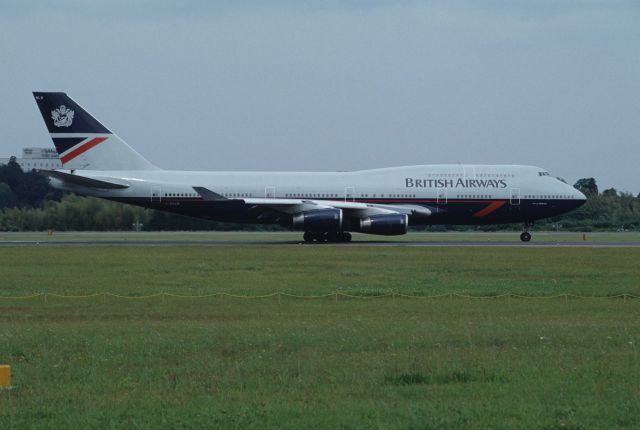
[192,186,228,201]
[41,170,130,189]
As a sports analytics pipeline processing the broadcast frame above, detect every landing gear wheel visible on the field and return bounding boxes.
[520,232,531,242]
[327,232,339,242]
[313,232,328,243]
[304,231,351,243]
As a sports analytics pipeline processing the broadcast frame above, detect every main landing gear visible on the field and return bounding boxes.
[520,221,533,242]
[303,231,352,243]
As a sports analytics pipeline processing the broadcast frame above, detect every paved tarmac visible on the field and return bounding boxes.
[1,239,640,247]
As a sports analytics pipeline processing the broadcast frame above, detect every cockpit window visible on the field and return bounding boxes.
[538,171,550,176]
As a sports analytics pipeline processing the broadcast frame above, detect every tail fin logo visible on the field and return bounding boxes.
[51,105,74,127]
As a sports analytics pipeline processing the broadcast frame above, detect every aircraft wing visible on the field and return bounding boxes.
[192,187,431,218]
[241,198,431,218]
[192,186,228,201]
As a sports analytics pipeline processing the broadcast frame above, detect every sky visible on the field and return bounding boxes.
[1,0,639,193]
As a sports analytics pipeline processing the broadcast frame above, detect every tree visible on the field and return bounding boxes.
[574,178,598,196]
[0,159,25,191]
[602,188,618,197]
[0,159,62,208]
[0,183,17,209]
[13,171,51,207]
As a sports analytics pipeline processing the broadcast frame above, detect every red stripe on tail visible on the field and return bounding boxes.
[60,137,108,165]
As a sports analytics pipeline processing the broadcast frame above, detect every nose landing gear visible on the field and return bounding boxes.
[520,221,533,242]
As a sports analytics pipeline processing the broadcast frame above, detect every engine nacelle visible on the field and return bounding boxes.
[292,208,343,232]
[359,214,408,236]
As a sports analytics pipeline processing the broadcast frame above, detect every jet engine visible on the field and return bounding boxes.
[292,208,343,232]
[359,214,408,235]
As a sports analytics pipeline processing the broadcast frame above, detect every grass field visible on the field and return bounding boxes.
[1,242,640,428]
[1,230,640,242]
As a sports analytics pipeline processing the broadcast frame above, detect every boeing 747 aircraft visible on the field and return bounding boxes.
[33,92,586,242]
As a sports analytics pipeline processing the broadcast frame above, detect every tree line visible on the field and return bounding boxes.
[540,178,640,231]
[1,160,639,231]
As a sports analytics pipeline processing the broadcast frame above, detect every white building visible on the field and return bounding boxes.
[0,147,61,171]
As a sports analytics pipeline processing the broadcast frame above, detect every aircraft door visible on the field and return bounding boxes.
[265,186,276,199]
[345,187,355,202]
[510,188,521,205]
[437,189,447,213]
[151,186,162,203]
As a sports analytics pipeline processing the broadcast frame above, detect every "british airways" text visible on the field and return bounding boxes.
[405,178,507,189]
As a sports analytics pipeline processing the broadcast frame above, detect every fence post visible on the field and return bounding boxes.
[44,293,47,304]
[392,292,396,304]
[335,291,338,303]
[278,292,281,305]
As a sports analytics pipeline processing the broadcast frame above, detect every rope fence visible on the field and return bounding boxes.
[0,292,639,302]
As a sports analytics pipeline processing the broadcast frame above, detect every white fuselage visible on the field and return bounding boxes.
[54,164,585,203]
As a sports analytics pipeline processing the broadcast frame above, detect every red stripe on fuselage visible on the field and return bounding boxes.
[473,200,506,217]
[60,137,108,165]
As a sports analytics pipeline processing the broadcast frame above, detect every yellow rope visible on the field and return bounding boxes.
[163,293,221,298]
[46,293,104,299]
[281,293,335,299]
[105,293,164,299]
[337,293,394,299]
[221,292,279,299]
[509,294,567,299]
[452,293,512,299]
[395,293,451,299]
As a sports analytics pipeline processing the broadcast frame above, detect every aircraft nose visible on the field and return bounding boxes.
[575,189,587,201]
[569,187,587,209]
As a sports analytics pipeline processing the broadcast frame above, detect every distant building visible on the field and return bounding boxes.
[0,148,61,171]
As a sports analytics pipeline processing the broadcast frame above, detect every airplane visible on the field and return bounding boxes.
[32,92,586,243]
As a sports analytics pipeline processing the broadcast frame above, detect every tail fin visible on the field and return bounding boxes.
[32,92,157,171]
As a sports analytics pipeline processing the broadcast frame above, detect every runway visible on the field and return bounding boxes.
[1,239,640,247]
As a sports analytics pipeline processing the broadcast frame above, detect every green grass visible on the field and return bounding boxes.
[1,230,639,242]
[1,245,640,429]
[1,246,639,297]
